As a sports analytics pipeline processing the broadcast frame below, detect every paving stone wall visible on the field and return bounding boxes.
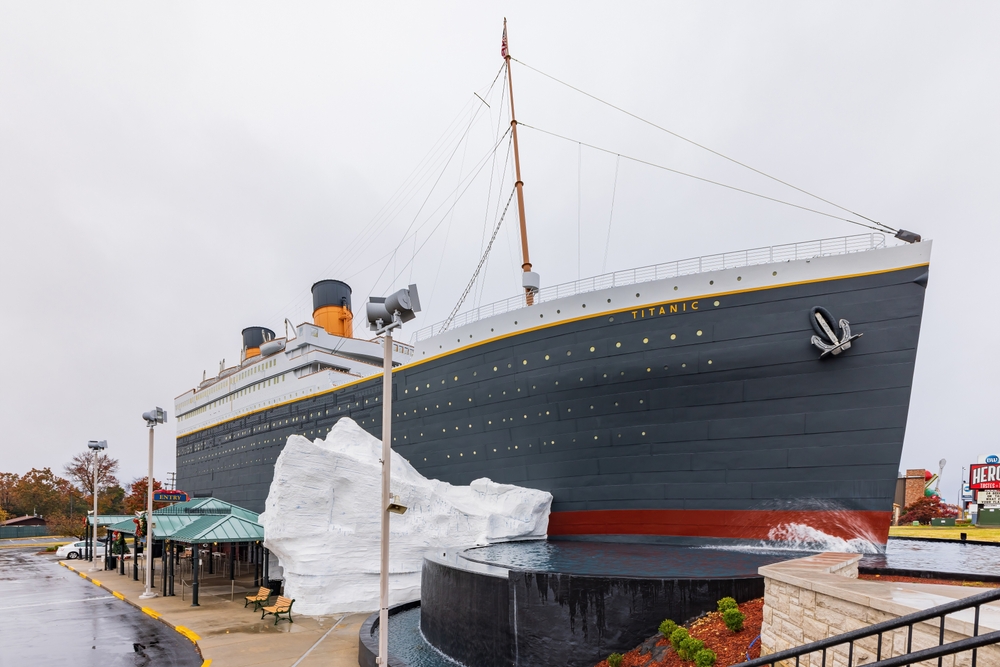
[760,555,999,667]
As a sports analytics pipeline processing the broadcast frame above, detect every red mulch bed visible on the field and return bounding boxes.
[858,573,998,588]
[593,598,763,667]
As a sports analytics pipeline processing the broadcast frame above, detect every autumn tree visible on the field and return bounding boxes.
[900,495,960,524]
[13,468,63,518]
[0,472,18,516]
[64,451,119,497]
[124,477,164,514]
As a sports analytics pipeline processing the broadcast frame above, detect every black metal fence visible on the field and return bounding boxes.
[733,587,1000,667]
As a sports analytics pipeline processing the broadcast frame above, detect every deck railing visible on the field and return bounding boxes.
[412,233,886,343]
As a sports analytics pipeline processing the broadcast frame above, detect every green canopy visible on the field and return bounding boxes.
[105,497,262,543]
[169,514,264,544]
[87,514,134,527]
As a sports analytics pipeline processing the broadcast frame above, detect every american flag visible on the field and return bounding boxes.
[500,24,508,59]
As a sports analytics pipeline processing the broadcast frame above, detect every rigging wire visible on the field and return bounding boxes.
[475,67,510,308]
[441,186,517,333]
[602,154,620,274]
[510,57,897,234]
[476,136,514,310]
[518,122,887,233]
[577,142,582,281]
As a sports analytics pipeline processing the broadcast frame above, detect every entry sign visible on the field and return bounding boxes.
[969,464,1000,491]
[153,490,189,503]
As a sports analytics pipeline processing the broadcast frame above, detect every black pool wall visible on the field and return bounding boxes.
[420,555,764,667]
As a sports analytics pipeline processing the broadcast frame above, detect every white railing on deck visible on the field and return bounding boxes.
[412,233,886,343]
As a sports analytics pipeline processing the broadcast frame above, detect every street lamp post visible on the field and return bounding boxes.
[87,440,107,571]
[365,285,420,667]
[139,407,167,599]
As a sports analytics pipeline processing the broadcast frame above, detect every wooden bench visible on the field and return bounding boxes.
[261,596,295,624]
[244,587,271,611]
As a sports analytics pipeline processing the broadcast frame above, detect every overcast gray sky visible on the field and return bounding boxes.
[1,2,996,503]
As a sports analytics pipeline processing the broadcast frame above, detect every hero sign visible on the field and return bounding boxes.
[969,464,1000,491]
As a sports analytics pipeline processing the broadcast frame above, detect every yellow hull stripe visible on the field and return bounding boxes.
[178,261,928,438]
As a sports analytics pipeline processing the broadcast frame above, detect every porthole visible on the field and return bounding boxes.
[507,363,512,368]
[566,351,572,356]
[540,314,543,318]
[708,360,713,365]
[609,316,614,322]
[514,321,518,325]
[773,271,777,276]
[607,298,611,303]
[709,280,714,285]
[670,333,677,340]
[646,367,651,372]
[737,276,742,281]
[473,371,478,376]
[696,330,703,336]
[635,293,640,297]
[714,300,720,307]
[493,366,498,371]
[590,346,596,352]
[491,328,494,332]
[581,304,586,308]
[615,342,621,348]
[642,431,646,436]
[557,310,561,314]
[643,337,649,344]
[522,360,528,365]
[682,363,687,368]
[545,354,550,360]
[620,371,625,376]
[590,405,594,410]
[454,376,458,381]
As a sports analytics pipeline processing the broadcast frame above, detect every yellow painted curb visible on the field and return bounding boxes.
[112,591,125,600]
[67,566,75,572]
[141,607,161,619]
[92,579,102,587]
[78,572,87,578]
[202,660,212,667]
[176,626,200,642]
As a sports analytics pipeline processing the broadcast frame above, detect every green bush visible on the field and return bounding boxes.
[722,607,745,632]
[659,619,678,639]
[694,648,717,667]
[717,596,738,612]
[607,652,623,667]
[669,627,689,652]
[678,637,705,661]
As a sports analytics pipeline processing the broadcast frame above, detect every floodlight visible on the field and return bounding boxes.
[142,407,167,425]
[87,440,108,450]
[894,229,921,244]
[366,284,421,332]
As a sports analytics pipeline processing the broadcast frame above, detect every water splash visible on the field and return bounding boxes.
[766,523,883,554]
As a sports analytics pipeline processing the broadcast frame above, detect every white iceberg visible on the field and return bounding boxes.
[259,417,552,614]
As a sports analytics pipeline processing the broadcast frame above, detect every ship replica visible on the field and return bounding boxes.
[175,31,930,545]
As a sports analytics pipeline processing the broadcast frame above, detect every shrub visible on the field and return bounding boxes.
[694,648,717,667]
[722,607,745,632]
[717,596,738,612]
[607,652,623,667]
[679,637,705,661]
[659,619,678,639]
[669,627,689,652]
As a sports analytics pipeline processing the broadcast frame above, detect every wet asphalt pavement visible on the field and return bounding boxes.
[0,548,202,666]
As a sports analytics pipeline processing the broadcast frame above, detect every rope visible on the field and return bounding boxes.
[511,57,896,234]
[602,154,620,273]
[518,122,886,233]
[440,187,517,334]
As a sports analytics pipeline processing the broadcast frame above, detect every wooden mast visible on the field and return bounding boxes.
[503,19,536,305]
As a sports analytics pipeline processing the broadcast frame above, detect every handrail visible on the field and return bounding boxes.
[734,587,1000,667]
[412,233,886,343]
[865,630,1000,667]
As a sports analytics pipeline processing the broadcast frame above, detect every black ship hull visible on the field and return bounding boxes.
[177,258,928,543]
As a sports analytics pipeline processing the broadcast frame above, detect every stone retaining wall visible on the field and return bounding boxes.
[760,553,1000,667]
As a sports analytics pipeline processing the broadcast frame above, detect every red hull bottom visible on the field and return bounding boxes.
[548,509,892,544]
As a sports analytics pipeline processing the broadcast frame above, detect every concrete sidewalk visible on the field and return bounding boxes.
[58,557,367,667]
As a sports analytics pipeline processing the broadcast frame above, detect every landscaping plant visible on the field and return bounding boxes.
[607,652,623,667]
[659,619,678,639]
[717,596,738,612]
[722,607,745,632]
[679,636,706,661]
[694,648,717,667]
[669,627,689,652]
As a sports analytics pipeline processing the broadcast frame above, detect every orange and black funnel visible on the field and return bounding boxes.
[311,279,353,338]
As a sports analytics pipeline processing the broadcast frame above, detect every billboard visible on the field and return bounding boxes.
[969,464,1000,491]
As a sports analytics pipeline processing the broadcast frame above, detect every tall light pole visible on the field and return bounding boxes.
[365,284,420,667]
[139,407,167,599]
[87,440,107,571]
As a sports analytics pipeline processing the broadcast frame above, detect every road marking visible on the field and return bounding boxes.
[11,596,111,610]
[112,591,125,600]
[141,607,161,619]
[176,626,200,642]
[290,615,346,666]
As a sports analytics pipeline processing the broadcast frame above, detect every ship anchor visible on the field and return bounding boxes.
[809,306,862,358]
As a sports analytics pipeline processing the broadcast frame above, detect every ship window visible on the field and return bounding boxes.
[590,346,595,352]
[697,330,703,336]
[615,342,621,348]
[544,354,550,360]
[493,366,498,371]
[454,376,458,381]
[566,351,571,356]
[773,271,777,276]
[670,334,677,340]
[522,360,527,365]
[708,360,713,365]
[710,280,714,285]
[643,338,649,344]
[737,276,742,281]
[647,367,651,372]
[714,301,720,306]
